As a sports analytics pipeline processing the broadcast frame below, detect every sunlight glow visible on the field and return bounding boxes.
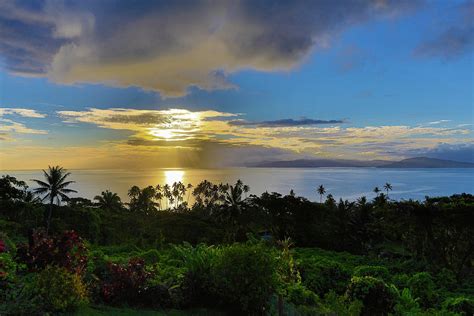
[150,129,175,140]
[165,170,184,185]
[147,109,203,141]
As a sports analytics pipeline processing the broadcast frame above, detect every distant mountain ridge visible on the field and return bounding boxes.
[251,157,474,168]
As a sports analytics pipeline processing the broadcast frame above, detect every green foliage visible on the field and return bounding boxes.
[442,296,474,315]
[353,265,390,281]
[346,276,397,315]
[0,249,16,284]
[172,243,217,307]
[408,272,439,308]
[393,288,422,315]
[299,258,351,295]
[36,265,88,312]
[435,268,458,292]
[0,274,42,315]
[212,243,278,314]
[316,291,363,316]
[285,283,318,306]
[392,273,411,290]
[2,169,474,315]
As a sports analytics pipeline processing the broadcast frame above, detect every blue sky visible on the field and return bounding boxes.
[0,0,472,169]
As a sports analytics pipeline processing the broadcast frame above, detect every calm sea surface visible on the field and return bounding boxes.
[3,168,473,202]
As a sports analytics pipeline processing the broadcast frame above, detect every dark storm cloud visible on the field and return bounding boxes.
[414,1,474,59]
[0,0,422,96]
[229,118,344,127]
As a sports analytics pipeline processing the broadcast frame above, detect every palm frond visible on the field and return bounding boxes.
[31,179,50,188]
[57,180,76,189]
[61,188,78,194]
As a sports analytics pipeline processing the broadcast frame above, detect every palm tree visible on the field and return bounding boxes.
[243,184,250,199]
[94,190,123,211]
[155,185,163,210]
[373,186,381,196]
[317,185,326,203]
[384,182,392,198]
[31,166,77,234]
[163,184,172,209]
[186,183,193,204]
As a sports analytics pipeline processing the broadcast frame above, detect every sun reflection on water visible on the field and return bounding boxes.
[164,170,184,185]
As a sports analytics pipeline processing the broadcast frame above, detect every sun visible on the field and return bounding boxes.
[149,128,175,140]
[165,170,184,185]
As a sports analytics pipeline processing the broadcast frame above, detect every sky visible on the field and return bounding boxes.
[0,0,473,170]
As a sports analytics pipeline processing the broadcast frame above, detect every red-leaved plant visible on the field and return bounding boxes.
[16,230,88,274]
[100,258,152,304]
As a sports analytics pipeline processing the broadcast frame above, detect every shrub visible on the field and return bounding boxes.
[99,257,170,307]
[317,291,363,316]
[299,258,351,295]
[353,265,390,281]
[140,248,161,264]
[172,243,217,307]
[0,274,42,315]
[286,283,318,306]
[393,288,422,315]
[435,268,457,291]
[16,230,88,274]
[212,243,278,314]
[408,272,439,308]
[100,258,150,303]
[0,244,16,284]
[392,273,410,290]
[36,266,88,312]
[442,296,474,315]
[346,276,397,315]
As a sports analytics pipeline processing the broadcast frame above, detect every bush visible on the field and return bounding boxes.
[443,296,474,315]
[353,265,390,281]
[435,268,457,291]
[393,288,422,315]
[408,272,439,308]
[212,243,278,314]
[299,258,351,295]
[0,274,42,315]
[99,258,155,306]
[392,273,410,290]
[0,243,16,285]
[36,266,88,312]
[317,291,363,316]
[16,230,88,274]
[286,283,318,306]
[346,276,397,315]
[172,243,217,307]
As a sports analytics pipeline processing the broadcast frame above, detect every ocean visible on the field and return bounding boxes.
[3,167,473,202]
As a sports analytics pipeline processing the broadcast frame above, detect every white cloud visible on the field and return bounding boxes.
[0,108,46,118]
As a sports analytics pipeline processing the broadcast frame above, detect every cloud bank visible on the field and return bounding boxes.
[1,0,420,96]
[54,107,473,163]
[0,107,47,140]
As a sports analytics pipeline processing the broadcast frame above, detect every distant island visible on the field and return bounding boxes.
[251,157,474,168]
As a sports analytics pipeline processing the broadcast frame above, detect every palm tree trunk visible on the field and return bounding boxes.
[46,202,53,234]
[320,195,322,203]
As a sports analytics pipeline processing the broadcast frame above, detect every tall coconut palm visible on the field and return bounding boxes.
[31,166,77,234]
[155,185,163,210]
[373,186,381,196]
[384,182,392,198]
[94,190,123,211]
[186,183,193,204]
[163,184,172,209]
[317,185,326,203]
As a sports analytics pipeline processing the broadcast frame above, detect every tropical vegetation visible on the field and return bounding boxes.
[0,167,473,315]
